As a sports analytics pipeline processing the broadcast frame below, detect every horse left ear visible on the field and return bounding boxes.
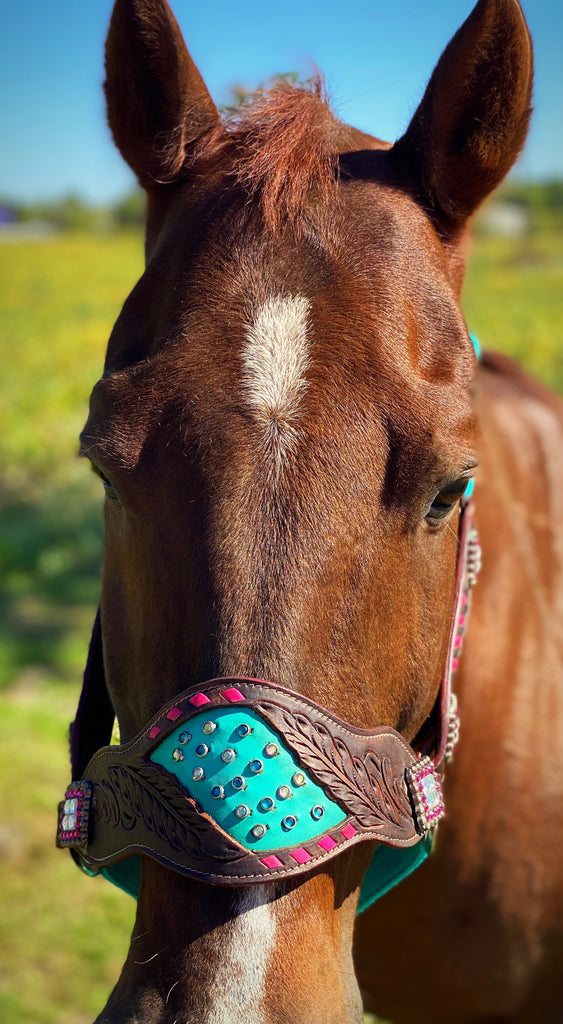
[104,0,220,187]
[394,0,533,234]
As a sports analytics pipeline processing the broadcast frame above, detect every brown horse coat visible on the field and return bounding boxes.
[74,1,562,1021]
[355,354,563,1023]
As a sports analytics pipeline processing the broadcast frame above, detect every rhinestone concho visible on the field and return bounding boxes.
[405,756,445,836]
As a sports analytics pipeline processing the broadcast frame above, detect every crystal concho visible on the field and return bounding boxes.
[56,678,445,885]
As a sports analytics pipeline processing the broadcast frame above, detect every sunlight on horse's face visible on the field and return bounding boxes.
[81,181,475,1024]
[83,182,476,745]
[85,0,532,1019]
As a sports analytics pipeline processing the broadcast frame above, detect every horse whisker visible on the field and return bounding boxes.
[166,979,180,1005]
[133,946,167,965]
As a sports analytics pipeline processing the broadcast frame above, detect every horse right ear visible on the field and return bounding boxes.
[394,0,533,234]
[104,0,220,187]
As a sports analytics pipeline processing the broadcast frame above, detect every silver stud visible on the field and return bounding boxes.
[258,796,275,813]
[292,772,306,787]
[231,776,246,791]
[235,804,251,819]
[211,785,225,799]
[251,824,268,839]
[172,748,184,762]
[282,814,297,830]
[249,759,263,774]
[192,767,205,781]
[277,785,291,800]
[202,721,217,735]
[178,731,191,745]
[221,748,236,763]
[236,723,252,738]
[264,742,279,757]
[311,805,324,820]
[195,743,209,757]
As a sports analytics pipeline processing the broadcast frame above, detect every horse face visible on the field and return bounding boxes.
[84,179,477,735]
[82,1,532,1021]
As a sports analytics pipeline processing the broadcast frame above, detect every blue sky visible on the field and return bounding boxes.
[1,0,561,203]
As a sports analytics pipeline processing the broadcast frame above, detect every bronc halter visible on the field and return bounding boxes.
[57,468,481,911]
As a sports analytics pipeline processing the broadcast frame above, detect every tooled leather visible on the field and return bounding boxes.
[74,678,423,885]
[61,499,475,887]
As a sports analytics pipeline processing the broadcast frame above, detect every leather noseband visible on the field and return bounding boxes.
[57,500,480,888]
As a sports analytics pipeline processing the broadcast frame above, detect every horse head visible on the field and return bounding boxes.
[75,1,532,1020]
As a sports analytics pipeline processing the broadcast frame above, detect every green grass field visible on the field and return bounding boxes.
[0,227,561,1023]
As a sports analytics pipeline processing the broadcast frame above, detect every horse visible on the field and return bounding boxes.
[57,0,563,1020]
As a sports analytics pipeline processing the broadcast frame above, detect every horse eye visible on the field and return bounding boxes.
[427,481,470,523]
[91,464,119,502]
[102,479,119,501]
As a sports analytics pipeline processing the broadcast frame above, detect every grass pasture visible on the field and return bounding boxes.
[0,225,561,1022]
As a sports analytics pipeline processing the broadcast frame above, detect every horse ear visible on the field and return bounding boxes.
[394,0,533,233]
[104,0,220,187]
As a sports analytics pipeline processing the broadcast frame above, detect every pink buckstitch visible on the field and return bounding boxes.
[290,847,312,865]
[341,823,357,840]
[318,835,337,852]
[221,687,246,703]
[261,854,283,869]
[189,692,210,707]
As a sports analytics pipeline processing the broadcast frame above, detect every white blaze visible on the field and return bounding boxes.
[243,294,311,433]
[206,886,275,1024]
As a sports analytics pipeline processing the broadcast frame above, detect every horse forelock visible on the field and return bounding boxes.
[194,79,340,233]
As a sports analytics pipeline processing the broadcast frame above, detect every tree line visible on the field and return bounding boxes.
[1,179,562,235]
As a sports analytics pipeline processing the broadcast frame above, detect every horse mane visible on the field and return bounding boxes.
[195,78,340,232]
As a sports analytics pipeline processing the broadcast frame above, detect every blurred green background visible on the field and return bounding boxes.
[0,182,562,1023]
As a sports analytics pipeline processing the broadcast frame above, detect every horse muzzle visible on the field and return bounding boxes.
[57,500,479,899]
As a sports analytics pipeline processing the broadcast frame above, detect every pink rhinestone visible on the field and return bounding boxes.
[454,635,462,648]
[261,854,284,869]
[462,593,468,607]
[290,847,312,865]
[341,823,357,840]
[167,707,182,721]
[318,835,337,852]
[149,726,161,739]
[451,658,458,672]
[189,692,210,707]
[221,687,246,703]
[458,614,465,627]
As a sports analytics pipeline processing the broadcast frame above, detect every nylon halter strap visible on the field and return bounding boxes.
[57,500,479,888]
